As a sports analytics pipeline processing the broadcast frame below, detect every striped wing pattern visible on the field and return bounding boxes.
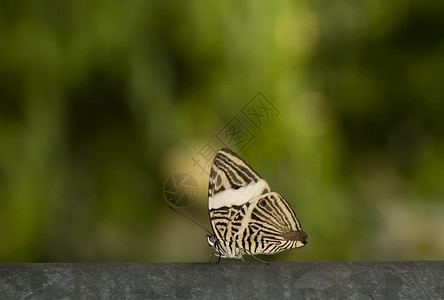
[207,148,307,260]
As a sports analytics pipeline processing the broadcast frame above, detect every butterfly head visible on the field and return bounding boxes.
[206,234,217,249]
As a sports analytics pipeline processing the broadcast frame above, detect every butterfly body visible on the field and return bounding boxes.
[207,148,307,261]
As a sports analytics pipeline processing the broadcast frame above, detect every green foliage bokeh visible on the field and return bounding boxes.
[1,1,443,262]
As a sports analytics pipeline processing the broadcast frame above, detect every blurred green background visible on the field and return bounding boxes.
[1,1,443,262]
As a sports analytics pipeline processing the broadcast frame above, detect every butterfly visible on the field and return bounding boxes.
[206,148,307,262]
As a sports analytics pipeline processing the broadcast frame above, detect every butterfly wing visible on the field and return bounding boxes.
[208,148,270,253]
[227,192,307,255]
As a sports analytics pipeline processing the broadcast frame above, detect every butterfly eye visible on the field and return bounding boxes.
[259,199,267,207]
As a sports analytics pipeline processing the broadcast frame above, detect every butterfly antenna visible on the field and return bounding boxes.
[168,204,212,235]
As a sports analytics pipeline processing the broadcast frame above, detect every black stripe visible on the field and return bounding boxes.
[216,152,259,187]
[279,196,302,230]
[268,195,291,230]
[218,150,259,182]
[210,215,230,221]
[252,207,282,231]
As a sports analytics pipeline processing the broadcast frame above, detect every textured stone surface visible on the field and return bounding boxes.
[0,262,443,299]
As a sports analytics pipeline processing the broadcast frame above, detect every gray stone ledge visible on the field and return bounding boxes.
[0,261,443,299]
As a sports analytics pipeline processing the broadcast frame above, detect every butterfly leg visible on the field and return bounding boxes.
[250,254,269,265]
[209,253,222,263]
